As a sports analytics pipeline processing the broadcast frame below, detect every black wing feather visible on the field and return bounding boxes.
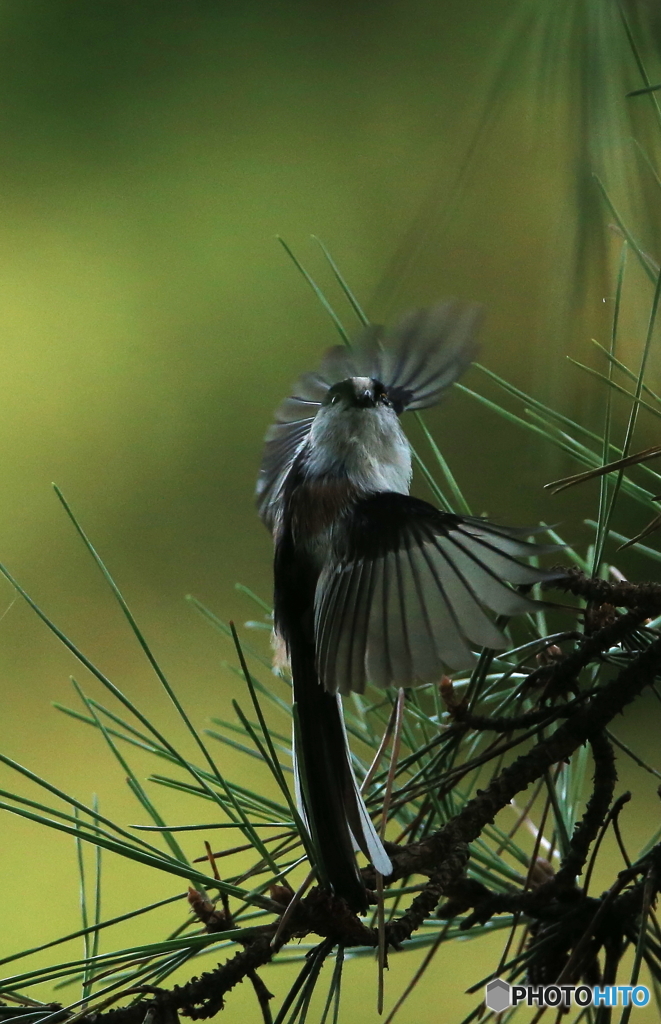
[315,493,562,693]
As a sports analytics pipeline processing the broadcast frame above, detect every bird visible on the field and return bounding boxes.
[256,301,559,913]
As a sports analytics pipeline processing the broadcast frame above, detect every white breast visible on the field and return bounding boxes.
[305,403,412,494]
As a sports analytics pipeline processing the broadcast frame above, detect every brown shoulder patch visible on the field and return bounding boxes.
[288,478,359,540]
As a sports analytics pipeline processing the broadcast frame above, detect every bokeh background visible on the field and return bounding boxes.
[1,2,661,1021]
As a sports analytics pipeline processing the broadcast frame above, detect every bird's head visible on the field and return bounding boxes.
[322,376,393,410]
[306,375,411,491]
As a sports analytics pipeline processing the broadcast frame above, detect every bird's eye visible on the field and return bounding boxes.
[331,394,340,405]
[378,391,391,406]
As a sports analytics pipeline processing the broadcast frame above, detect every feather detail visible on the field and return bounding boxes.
[336,696,393,876]
[314,492,563,692]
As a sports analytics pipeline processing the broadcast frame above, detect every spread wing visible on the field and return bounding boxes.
[256,301,481,529]
[314,493,560,694]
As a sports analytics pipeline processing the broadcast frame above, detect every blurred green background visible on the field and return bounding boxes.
[1,2,660,1021]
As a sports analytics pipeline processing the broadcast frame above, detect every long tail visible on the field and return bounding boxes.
[290,638,392,913]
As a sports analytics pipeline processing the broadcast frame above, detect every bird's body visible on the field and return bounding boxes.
[279,381,410,571]
[257,302,558,912]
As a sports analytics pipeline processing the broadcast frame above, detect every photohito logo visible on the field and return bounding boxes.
[485,979,650,1012]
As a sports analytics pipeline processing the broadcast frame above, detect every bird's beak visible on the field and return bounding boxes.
[356,389,375,408]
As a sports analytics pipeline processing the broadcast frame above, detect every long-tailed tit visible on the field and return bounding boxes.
[256,301,558,912]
